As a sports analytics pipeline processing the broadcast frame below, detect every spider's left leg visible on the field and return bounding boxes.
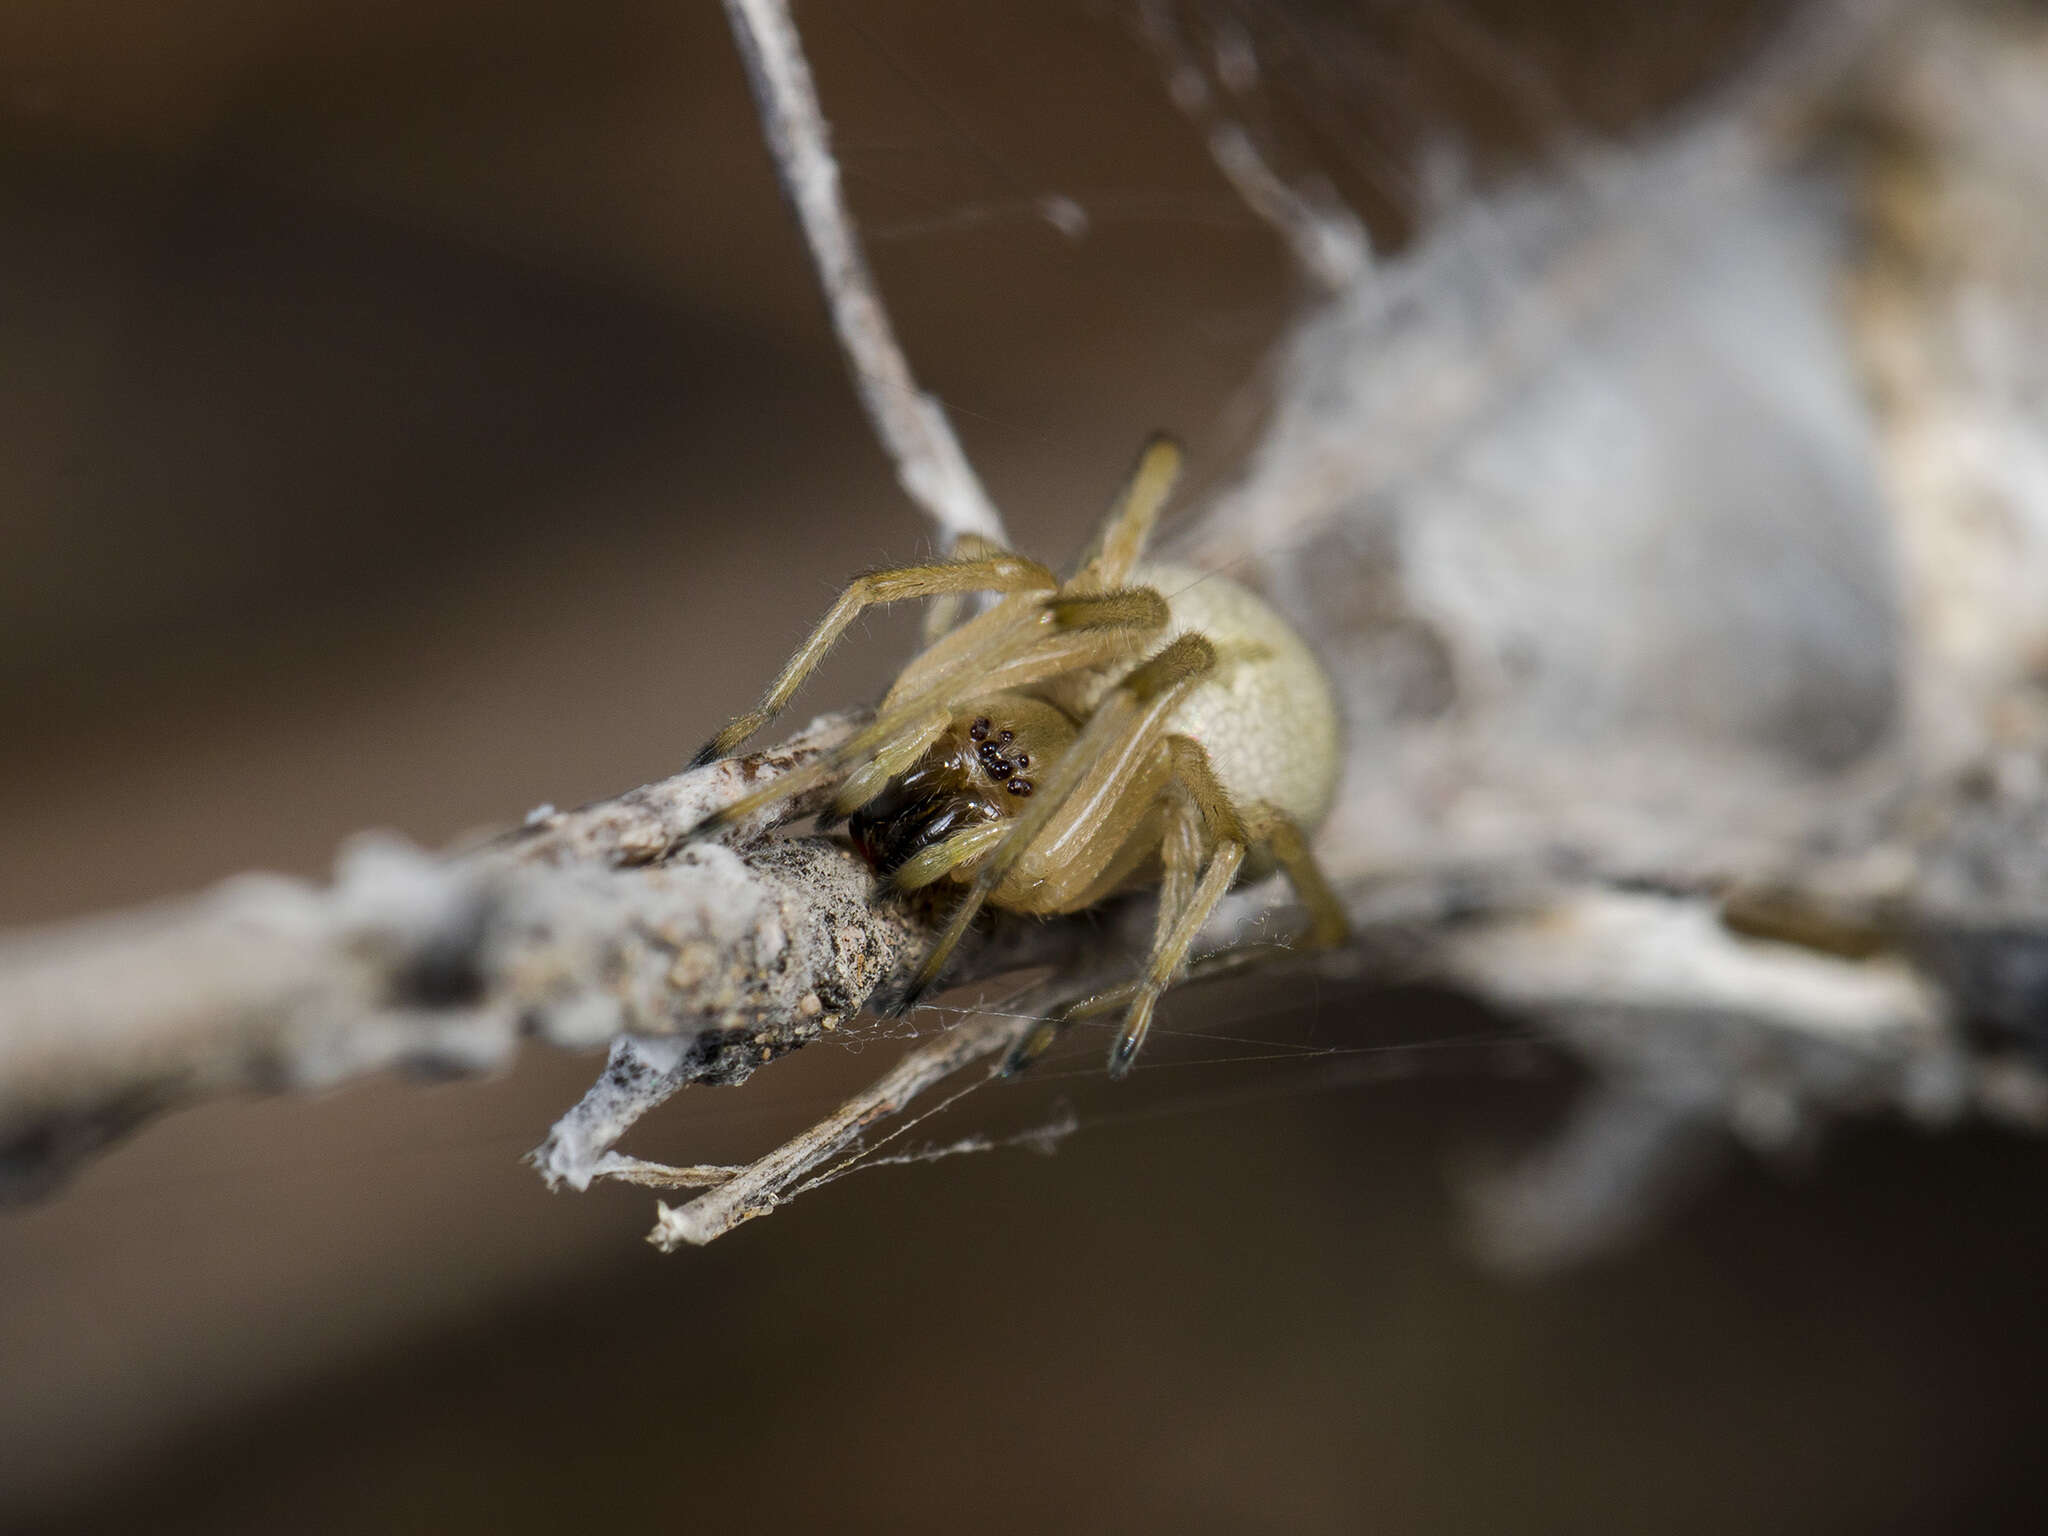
[1068,435,1181,592]
[691,551,1056,766]
[691,587,1176,840]
[894,632,1219,1011]
[920,534,1004,644]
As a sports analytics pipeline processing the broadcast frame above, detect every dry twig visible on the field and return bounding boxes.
[721,0,1006,548]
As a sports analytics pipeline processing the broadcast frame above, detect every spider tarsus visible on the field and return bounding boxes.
[998,1020,1061,1077]
[1108,996,1156,1079]
[881,974,927,1018]
[687,740,723,770]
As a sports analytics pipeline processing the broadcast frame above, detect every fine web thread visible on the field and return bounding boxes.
[775,985,1552,1196]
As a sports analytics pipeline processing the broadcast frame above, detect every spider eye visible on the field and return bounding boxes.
[1013,753,1029,770]
[969,717,990,741]
[1006,778,1032,796]
[998,729,1014,743]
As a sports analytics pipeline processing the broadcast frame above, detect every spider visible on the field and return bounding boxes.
[685,436,1347,1076]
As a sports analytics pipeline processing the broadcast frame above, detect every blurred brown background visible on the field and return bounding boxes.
[3,2,2046,1531]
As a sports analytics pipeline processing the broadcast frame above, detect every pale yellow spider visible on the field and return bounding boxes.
[687,437,1347,1076]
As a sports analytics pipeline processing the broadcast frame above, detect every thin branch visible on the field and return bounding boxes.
[721,0,1006,548]
[647,1009,1030,1250]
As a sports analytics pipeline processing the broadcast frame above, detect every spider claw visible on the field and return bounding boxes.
[687,741,722,770]
[1107,995,1157,1080]
[999,1020,1061,1077]
[883,973,929,1018]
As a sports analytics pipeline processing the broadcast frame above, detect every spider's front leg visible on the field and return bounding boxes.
[689,550,1057,767]
[997,732,1242,1077]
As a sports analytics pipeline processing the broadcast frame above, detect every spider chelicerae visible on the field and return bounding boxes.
[685,437,1347,1076]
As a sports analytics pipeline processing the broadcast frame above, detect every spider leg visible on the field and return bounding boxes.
[1105,735,1249,1077]
[998,944,1302,1076]
[1044,588,1170,632]
[683,593,1176,843]
[1241,803,1351,952]
[823,594,1171,824]
[1106,747,1350,1076]
[919,533,1005,643]
[1069,435,1181,592]
[823,709,958,824]
[892,632,1218,1014]
[690,703,955,839]
[1002,750,1204,1074]
[1002,739,1351,1078]
[690,551,1057,766]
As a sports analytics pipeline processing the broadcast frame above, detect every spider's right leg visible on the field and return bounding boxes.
[1241,802,1349,952]
[690,551,1056,766]
[1005,740,1342,1077]
[1102,735,1249,1077]
[1001,745,1207,1074]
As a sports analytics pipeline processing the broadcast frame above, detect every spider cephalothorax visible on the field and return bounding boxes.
[686,437,1346,1076]
[844,704,1065,877]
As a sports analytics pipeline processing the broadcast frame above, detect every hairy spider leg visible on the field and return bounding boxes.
[692,590,1172,838]
[810,586,1171,826]
[1243,802,1350,952]
[893,632,1219,1013]
[1103,736,1248,1075]
[819,594,1172,825]
[692,702,957,840]
[876,582,1165,720]
[1108,793,1349,1075]
[919,533,1006,644]
[1003,738,1350,1076]
[1066,434,1182,593]
[690,551,1058,767]
[1000,944,1292,1076]
[923,426,1177,648]
[813,708,958,827]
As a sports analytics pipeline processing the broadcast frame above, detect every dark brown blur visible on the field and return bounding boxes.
[3,3,2046,1532]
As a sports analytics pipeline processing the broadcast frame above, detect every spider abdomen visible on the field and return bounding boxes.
[1077,562,1341,832]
